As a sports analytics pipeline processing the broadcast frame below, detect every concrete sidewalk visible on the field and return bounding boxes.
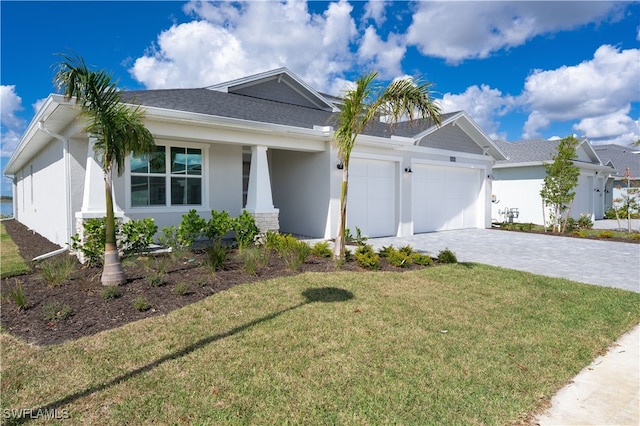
[535,324,640,426]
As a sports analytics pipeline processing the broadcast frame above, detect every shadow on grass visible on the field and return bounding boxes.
[6,287,354,425]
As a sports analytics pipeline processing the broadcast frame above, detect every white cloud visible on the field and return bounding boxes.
[0,129,21,157]
[362,0,388,26]
[573,106,640,146]
[131,0,357,93]
[406,2,621,63]
[357,26,405,79]
[1,85,24,129]
[440,85,513,140]
[521,45,640,140]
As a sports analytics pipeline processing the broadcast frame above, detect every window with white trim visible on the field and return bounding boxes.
[130,145,203,207]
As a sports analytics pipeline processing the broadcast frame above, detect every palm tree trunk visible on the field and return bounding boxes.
[101,168,126,286]
[334,165,349,262]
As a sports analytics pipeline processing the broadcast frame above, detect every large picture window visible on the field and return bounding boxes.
[130,145,203,207]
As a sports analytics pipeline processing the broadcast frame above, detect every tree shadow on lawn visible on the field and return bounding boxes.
[6,287,354,425]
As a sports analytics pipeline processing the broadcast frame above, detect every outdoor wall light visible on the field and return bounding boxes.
[337,162,344,170]
[404,167,413,173]
[594,188,601,192]
[487,174,494,179]
[605,189,610,193]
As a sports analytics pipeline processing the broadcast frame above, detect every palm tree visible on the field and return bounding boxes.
[54,53,155,285]
[332,71,442,261]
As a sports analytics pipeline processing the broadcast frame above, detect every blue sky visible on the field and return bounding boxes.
[1,1,639,196]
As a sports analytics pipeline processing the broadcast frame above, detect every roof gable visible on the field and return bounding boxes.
[206,68,337,112]
[593,144,640,178]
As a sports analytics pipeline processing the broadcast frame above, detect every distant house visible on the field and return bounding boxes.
[491,138,616,225]
[3,68,506,249]
[592,144,640,211]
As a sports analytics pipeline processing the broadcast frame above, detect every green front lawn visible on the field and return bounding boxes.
[0,223,30,278]
[2,265,639,425]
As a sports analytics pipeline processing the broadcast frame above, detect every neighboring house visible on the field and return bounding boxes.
[491,138,616,225]
[592,144,640,211]
[4,68,506,249]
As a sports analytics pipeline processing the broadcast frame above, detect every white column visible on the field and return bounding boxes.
[245,145,279,232]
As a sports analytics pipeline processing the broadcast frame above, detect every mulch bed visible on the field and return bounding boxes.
[0,219,411,347]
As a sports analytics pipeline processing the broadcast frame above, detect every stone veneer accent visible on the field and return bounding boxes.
[73,216,125,264]
[249,211,280,233]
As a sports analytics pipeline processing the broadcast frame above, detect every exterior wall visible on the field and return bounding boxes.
[69,137,88,237]
[418,123,484,155]
[271,148,331,238]
[492,165,603,225]
[234,79,318,109]
[14,139,67,248]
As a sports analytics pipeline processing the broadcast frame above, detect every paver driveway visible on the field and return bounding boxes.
[368,228,640,293]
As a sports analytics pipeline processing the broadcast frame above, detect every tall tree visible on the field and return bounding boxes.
[540,135,580,233]
[54,53,155,285]
[332,72,442,260]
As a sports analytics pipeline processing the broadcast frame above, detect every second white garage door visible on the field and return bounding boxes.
[413,164,482,233]
[347,158,397,238]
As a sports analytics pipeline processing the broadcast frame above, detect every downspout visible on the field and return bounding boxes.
[38,121,73,249]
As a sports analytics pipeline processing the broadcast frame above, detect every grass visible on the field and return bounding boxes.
[1,264,639,425]
[0,223,30,278]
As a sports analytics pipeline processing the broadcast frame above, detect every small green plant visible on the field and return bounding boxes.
[311,241,333,258]
[38,255,76,286]
[71,217,107,265]
[173,281,192,296]
[598,230,614,239]
[42,301,74,322]
[205,241,230,272]
[577,214,594,230]
[387,248,413,268]
[101,285,122,301]
[205,210,233,243]
[237,246,269,275]
[437,248,458,264]
[344,227,368,246]
[121,218,158,255]
[399,245,414,256]
[273,234,311,271]
[146,271,165,287]
[233,210,260,250]
[8,280,28,310]
[411,252,434,266]
[354,244,380,270]
[177,209,206,248]
[133,296,151,311]
[378,245,395,258]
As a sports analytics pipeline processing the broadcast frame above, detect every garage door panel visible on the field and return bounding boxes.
[347,159,396,238]
[413,165,482,233]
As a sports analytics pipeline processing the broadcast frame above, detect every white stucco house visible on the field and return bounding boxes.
[491,138,616,225]
[4,68,506,249]
[592,144,640,211]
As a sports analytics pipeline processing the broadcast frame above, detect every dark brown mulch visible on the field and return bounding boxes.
[0,219,413,347]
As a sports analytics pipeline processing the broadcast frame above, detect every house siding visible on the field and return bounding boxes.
[234,79,318,109]
[418,123,484,155]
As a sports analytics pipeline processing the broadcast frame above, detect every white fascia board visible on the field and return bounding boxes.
[399,144,496,163]
[353,133,414,149]
[140,106,330,151]
[4,94,76,176]
[493,161,544,169]
[578,138,605,165]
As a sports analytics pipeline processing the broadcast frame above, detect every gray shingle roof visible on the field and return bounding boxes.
[493,139,562,164]
[593,144,640,178]
[122,88,450,140]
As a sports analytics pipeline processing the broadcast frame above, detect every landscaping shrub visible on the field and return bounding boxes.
[237,246,269,275]
[437,248,458,264]
[273,234,311,271]
[146,271,165,287]
[311,241,333,258]
[101,286,122,301]
[577,214,594,230]
[42,301,73,322]
[71,217,107,266]
[173,281,192,296]
[121,218,158,255]
[177,209,206,248]
[205,241,230,272]
[133,296,150,312]
[387,248,412,268]
[378,245,395,258]
[8,280,28,310]
[233,210,260,250]
[598,230,614,239]
[411,252,434,266]
[38,255,76,287]
[205,210,233,243]
[354,244,380,270]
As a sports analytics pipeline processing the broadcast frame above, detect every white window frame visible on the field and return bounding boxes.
[125,141,209,212]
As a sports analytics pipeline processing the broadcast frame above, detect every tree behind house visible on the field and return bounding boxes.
[540,135,580,233]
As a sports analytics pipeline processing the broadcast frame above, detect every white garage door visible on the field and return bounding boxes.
[413,164,482,233]
[347,158,396,238]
